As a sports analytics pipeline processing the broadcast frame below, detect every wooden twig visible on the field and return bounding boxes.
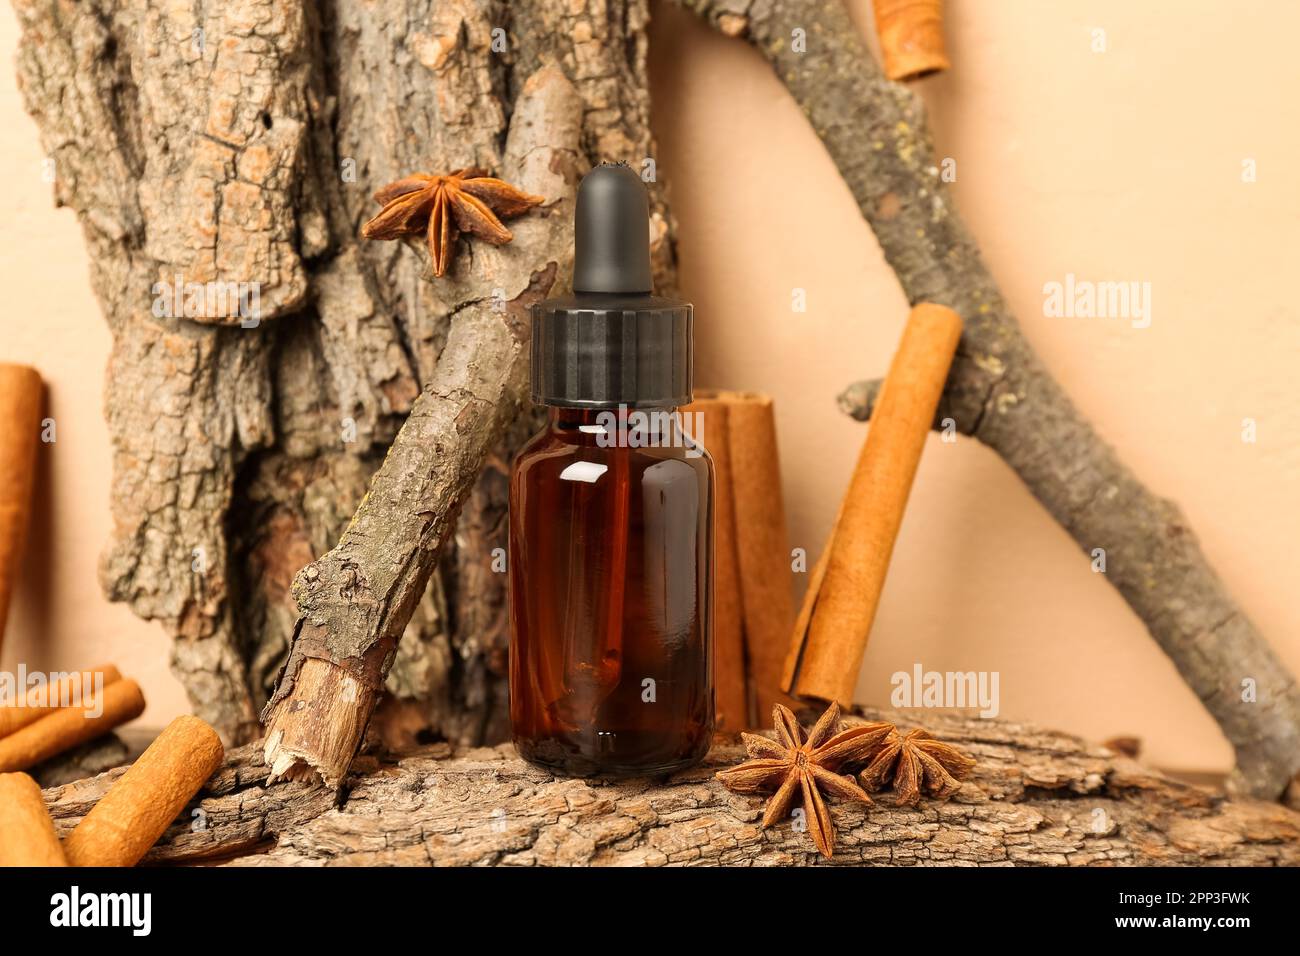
[676,0,1300,800]
[43,708,1300,866]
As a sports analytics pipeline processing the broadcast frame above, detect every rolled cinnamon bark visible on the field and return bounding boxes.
[0,363,43,657]
[64,714,224,867]
[0,772,66,866]
[873,0,951,82]
[686,390,796,725]
[726,393,796,721]
[0,678,145,772]
[681,395,746,730]
[783,303,962,705]
[0,664,123,739]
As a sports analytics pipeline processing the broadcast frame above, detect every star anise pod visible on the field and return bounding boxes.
[716,702,892,858]
[361,168,544,277]
[858,727,976,807]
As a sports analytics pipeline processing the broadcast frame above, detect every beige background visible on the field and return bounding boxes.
[3,1,1297,774]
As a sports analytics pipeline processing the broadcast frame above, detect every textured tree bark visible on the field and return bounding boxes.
[676,0,1300,802]
[42,708,1300,865]
[11,0,675,756]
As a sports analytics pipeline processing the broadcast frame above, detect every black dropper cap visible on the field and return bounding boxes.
[531,163,692,409]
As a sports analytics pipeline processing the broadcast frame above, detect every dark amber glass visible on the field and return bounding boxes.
[509,406,714,776]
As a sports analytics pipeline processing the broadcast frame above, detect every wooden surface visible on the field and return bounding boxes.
[41,707,1300,866]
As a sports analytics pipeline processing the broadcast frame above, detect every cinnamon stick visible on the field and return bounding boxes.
[872,0,951,82]
[685,390,796,725]
[0,678,145,772]
[0,772,66,866]
[783,303,962,705]
[726,393,797,722]
[64,714,224,867]
[681,395,746,730]
[0,664,123,739]
[0,363,43,657]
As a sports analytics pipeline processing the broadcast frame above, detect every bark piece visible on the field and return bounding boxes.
[130,2,324,324]
[678,0,1300,802]
[42,708,1300,866]
[30,733,131,789]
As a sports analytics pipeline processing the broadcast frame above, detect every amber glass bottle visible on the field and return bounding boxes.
[509,164,714,776]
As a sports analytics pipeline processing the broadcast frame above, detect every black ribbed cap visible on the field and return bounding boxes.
[532,163,693,408]
[532,295,692,407]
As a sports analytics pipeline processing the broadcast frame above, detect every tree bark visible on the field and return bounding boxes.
[676,0,1300,802]
[11,0,674,752]
[42,708,1300,866]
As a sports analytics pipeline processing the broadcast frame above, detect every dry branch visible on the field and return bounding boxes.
[43,708,1300,866]
[677,0,1300,801]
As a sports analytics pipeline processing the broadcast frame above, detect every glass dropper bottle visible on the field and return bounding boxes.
[508,162,715,776]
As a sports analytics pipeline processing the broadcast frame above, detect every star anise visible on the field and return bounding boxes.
[716,702,892,858]
[361,168,544,277]
[858,727,976,807]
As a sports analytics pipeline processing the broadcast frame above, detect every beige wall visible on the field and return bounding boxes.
[2,2,1296,772]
